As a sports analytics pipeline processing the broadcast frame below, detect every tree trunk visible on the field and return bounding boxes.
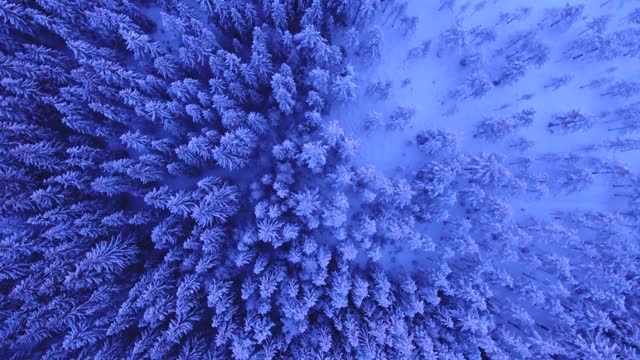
[351,2,362,26]
[382,0,393,14]
[521,272,537,281]
[609,126,634,131]
[505,37,524,50]
[507,321,522,331]
[392,13,401,28]
[536,323,550,331]
[550,18,563,27]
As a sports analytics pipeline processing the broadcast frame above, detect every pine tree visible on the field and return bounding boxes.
[120,30,161,59]
[65,235,137,289]
[213,127,257,170]
[271,64,297,115]
[416,129,459,155]
[191,182,239,226]
[547,110,593,134]
[331,66,357,103]
[600,81,640,98]
[271,0,288,30]
[298,142,328,173]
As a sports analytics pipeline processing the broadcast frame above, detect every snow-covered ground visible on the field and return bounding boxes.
[334,0,640,218]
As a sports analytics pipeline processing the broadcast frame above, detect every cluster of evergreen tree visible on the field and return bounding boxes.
[1,0,639,359]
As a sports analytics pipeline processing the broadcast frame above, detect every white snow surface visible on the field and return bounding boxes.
[333,0,640,218]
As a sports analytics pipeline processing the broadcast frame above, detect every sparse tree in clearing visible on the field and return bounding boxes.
[547,110,593,134]
[498,30,533,55]
[366,80,392,101]
[564,33,615,61]
[607,102,640,133]
[416,129,459,155]
[611,176,640,205]
[495,59,527,86]
[459,49,482,68]
[404,40,431,64]
[469,25,495,45]
[554,210,634,237]
[399,16,419,37]
[613,186,640,205]
[605,138,640,152]
[556,168,594,194]
[388,105,416,130]
[513,39,549,67]
[516,170,550,198]
[388,1,408,28]
[541,4,584,30]
[625,7,640,25]
[437,24,466,58]
[598,28,640,58]
[508,137,534,153]
[474,116,517,142]
[578,15,611,36]
[500,30,550,67]
[543,75,572,91]
[600,81,640,98]
[495,7,532,26]
[513,108,536,127]
[358,26,384,61]
[474,108,536,142]
[364,111,384,131]
[380,0,394,13]
[463,70,492,99]
[438,0,456,12]
[580,77,613,90]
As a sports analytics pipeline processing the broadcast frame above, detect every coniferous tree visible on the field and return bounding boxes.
[547,110,593,134]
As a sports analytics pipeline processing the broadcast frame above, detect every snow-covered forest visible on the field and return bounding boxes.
[1,0,639,358]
